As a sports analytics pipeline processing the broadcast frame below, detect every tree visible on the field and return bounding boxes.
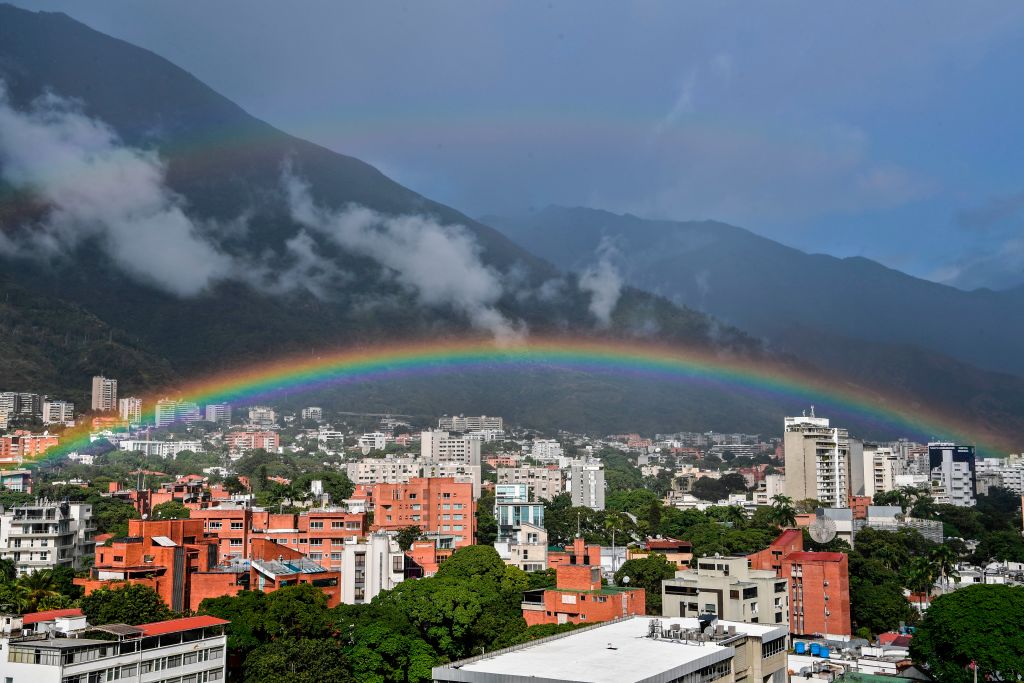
[396,525,424,552]
[930,544,960,591]
[0,558,16,583]
[91,496,140,536]
[151,500,190,520]
[17,570,62,613]
[476,489,498,546]
[81,584,173,625]
[906,556,936,612]
[910,585,1024,683]
[244,638,354,683]
[768,495,797,528]
[614,553,676,615]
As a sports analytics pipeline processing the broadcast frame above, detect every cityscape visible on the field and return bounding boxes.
[1,2,1024,682]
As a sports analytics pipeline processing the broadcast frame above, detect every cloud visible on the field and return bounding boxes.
[0,85,233,296]
[578,237,623,326]
[955,189,1024,232]
[283,171,524,340]
[936,236,1024,291]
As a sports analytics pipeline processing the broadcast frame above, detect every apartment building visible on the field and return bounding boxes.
[628,538,694,570]
[522,539,646,626]
[568,459,605,511]
[224,430,279,453]
[247,406,276,427]
[438,415,503,432]
[301,406,323,422]
[420,430,481,466]
[154,399,201,427]
[346,457,422,486]
[119,440,202,458]
[531,438,564,462]
[357,431,388,452]
[929,442,976,507]
[0,500,94,576]
[372,477,476,547]
[204,403,231,425]
[0,431,59,463]
[748,529,851,638]
[339,532,407,604]
[434,616,788,683]
[495,522,548,572]
[0,469,31,493]
[754,473,787,506]
[783,413,850,508]
[90,376,118,412]
[41,400,74,425]
[860,446,901,497]
[117,397,143,423]
[494,483,544,541]
[662,555,788,627]
[0,612,228,683]
[498,465,563,501]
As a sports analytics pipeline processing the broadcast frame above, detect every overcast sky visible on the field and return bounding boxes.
[13,1,1024,290]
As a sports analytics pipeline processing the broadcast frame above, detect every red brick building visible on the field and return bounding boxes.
[522,538,645,626]
[849,495,872,520]
[748,529,851,637]
[547,536,601,569]
[225,430,280,453]
[373,477,475,548]
[628,538,694,570]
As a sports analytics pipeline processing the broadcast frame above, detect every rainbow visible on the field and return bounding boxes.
[15,337,1015,468]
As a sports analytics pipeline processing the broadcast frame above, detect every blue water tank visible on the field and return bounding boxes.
[795,642,806,654]
[821,647,830,659]
[810,643,821,656]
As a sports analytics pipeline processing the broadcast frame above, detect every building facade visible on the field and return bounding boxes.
[0,501,95,576]
[41,400,74,425]
[372,477,476,548]
[784,413,850,508]
[568,459,605,510]
[118,397,143,423]
[662,555,788,627]
[90,376,117,412]
[420,430,481,466]
[929,442,976,507]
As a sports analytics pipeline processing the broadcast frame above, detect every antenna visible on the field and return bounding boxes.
[810,405,816,418]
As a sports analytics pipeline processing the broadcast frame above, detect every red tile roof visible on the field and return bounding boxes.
[786,551,846,562]
[771,529,804,546]
[138,615,229,636]
[23,608,84,625]
[646,539,693,550]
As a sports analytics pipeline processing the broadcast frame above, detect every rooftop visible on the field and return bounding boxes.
[22,608,83,625]
[435,616,785,683]
[138,615,229,636]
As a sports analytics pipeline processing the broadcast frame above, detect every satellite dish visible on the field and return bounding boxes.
[809,517,837,544]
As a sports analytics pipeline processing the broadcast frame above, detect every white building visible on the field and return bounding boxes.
[358,432,388,453]
[784,412,850,508]
[0,613,228,683]
[118,397,143,423]
[247,406,277,427]
[861,446,901,497]
[90,376,117,412]
[154,399,201,428]
[433,615,789,683]
[41,400,74,426]
[663,555,789,626]
[346,457,422,486]
[497,466,564,501]
[317,429,346,449]
[119,440,202,458]
[301,406,323,422]
[421,430,481,466]
[0,500,95,576]
[494,522,547,572]
[531,438,564,462]
[568,459,605,510]
[339,532,407,604]
[928,443,976,507]
[438,415,503,432]
[754,473,787,506]
[204,403,231,425]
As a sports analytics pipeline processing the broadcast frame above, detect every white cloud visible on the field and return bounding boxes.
[0,85,232,296]
[284,171,524,341]
[578,237,623,326]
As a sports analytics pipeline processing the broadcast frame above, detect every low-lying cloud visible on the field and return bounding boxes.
[578,237,623,326]
[0,85,232,296]
[284,171,524,341]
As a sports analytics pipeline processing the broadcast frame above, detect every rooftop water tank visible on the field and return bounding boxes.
[795,642,806,655]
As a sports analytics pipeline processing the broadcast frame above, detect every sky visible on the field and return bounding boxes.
[12,1,1024,290]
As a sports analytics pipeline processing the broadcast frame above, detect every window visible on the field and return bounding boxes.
[230,522,244,530]
[453,503,464,510]
[762,637,786,658]
[310,539,323,546]
[332,521,344,529]
[310,521,324,529]
[229,539,242,546]
[208,521,222,529]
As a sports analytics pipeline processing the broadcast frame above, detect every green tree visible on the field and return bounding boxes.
[81,584,173,625]
[244,638,353,683]
[151,500,191,520]
[930,544,960,591]
[17,570,62,613]
[476,489,498,546]
[396,525,424,552]
[614,553,676,615]
[910,585,1024,683]
[768,495,797,528]
[0,558,16,583]
[91,496,140,536]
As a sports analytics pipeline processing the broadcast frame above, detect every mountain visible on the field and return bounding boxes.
[0,4,777,434]
[486,206,1024,378]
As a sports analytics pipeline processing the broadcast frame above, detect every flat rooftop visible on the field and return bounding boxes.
[434,616,786,683]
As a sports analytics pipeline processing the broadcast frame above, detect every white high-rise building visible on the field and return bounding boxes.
[861,446,901,498]
[301,406,323,422]
[568,459,605,510]
[340,532,407,604]
[928,442,976,507]
[248,406,277,427]
[531,439,564,463]
[154,399,201,427]
[783,411,850,508]
[204,403,232,425]
[420,430,481,466]
[118,397,143,423]
[358,432,388,453]
[90,376,118,412]
[438,415,504,432]
[41,400,74,425]
[0,500,95,576]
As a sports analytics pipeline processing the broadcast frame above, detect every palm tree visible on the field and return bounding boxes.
[907,556,937,613]
[930,545,960,593]
[769,495,797,528]
[18,570,62,613]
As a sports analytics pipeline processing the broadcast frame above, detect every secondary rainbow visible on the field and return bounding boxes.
[16,337,1010,468]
